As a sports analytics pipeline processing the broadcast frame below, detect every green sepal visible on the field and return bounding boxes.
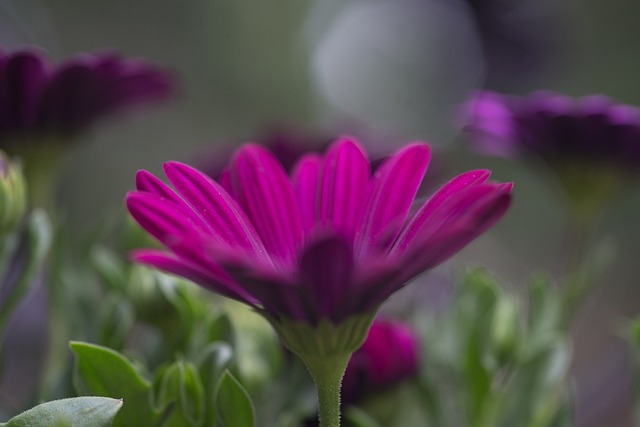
[264,312,375,358]
[0,397,122,427]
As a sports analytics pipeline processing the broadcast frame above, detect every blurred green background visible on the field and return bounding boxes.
[1,0,640,425]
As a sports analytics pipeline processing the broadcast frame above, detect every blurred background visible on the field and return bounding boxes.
[1,0,639,425]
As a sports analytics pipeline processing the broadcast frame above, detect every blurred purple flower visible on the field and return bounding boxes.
[126,136,512,325]
[0,48,174,142]
[342,318,419,403]
[199,125,449,199]
[463,91,640,212]
[197,126,333,179]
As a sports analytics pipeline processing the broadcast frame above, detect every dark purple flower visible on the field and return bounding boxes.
[196,126,333,180]
[0,48,174,142]
[126,136,512,325]
[341,318,419,403]
[462,91,640,212]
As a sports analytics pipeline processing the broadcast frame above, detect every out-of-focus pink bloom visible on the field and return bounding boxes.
[127,136,512,325]
[463,90,640,169]
[463,91,640,212]
[342,318,419,403]
[200,125,449,200]
[197,127,333,179]
[0,48,174,142]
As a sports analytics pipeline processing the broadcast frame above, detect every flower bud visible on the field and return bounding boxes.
[341,318,420,404]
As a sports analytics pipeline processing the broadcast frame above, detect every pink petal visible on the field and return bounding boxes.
[393,169,492,252]
[170,234,275,279]
[319,138,370,242]
[136,169,178,200]
[126,192,205,246]
[163,162,267,256]
[230,273,310,322]
[167,236,307,319]
[298,237,354,322]
[348,259,403,314]
[394,184,503,256]
[218,168,233,195]
[291,153,322,236]
[135,170,212,230]
[355,143,431,259]
[398,187,512,278]
[229,144,304,264]
[132,249,257,305]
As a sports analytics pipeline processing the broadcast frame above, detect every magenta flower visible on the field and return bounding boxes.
[342,318,419,403]
[127,136,511,427]
[127,137,511,325]
[463,90,640,214]
[0,48,173,141]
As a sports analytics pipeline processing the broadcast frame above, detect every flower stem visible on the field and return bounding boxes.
[301,353,351,427]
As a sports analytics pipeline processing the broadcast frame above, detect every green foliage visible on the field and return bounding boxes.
[0,151,27,237]
[344,407,383,427]
[0,209,52,336]
[216,370,255,427]
[152,360,205,427]
[198,342,234,425]
[357,268,574,427]
[90,244,235,363]
[428,268,572,427]
[70,342,160,427]
[70,339,259,427]
[0,397,122,427]
[627,317,640,426]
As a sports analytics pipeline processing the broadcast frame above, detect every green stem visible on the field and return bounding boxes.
[301,353,351,427]
[5,135,68,211]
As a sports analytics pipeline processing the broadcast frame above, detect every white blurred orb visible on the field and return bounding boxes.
[310,0,485,145]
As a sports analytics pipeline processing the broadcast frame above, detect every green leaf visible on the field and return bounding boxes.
[225,303,282,390]
[180,362,205,426]
[70,342,160,427]
[197,342,234,426]
[152,361,205,427]
[495,340,570,427]
[216,370,255,427]
[206,312,234,344]
[463,334,491,425]
[632,319,640,348]
[90,246,127,293]
[1,397,122,427]
[98,294,134,350]
[525,276,562,358]
[0,209,52,334]
[344,407,383,427]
